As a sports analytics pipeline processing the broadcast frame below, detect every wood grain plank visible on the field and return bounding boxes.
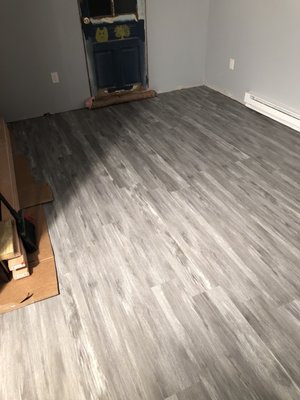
[1,86,300,400]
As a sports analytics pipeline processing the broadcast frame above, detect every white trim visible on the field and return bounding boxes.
[244,92,300,133]
[90,14,137,25]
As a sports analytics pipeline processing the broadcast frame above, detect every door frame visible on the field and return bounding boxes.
[78,0,149,97]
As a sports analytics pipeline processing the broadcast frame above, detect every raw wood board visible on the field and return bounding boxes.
[0,220,14,260]
[0,118,19,218]
[0,219,22,262]
[0,118,24,266]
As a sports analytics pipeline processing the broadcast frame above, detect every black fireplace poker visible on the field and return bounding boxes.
[0,192,37,254]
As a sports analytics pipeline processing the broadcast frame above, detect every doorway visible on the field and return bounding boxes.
[79,0,148,98]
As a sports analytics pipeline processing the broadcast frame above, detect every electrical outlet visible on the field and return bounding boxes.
[51,72,60,84]
[229,58,235,71]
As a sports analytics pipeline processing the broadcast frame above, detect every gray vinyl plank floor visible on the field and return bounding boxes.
[1,86,300,399]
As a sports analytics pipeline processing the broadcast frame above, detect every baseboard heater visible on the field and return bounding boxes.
[244,92,300,133]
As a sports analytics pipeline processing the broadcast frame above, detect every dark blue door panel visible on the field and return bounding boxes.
[94,49,117,89]
[94,38,143,90]
[120,45,141,86]
[82,19,146,92]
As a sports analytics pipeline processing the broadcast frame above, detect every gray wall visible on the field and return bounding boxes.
[205,0,300,113]
[4,0,299,122]
[146,0,210,93]
[0,0,91,122]
[0,0,210,122]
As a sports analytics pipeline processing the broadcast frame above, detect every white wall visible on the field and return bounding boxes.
[146,0,210,93]
[0,0,91,122]
[205,0,300,114]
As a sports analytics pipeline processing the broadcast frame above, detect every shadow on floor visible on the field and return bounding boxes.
[9,97,158,229]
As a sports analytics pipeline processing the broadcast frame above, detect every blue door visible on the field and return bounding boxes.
[80,0,147,93]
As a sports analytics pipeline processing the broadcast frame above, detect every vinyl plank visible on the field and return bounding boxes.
[2,86,300,400]
[234,295,300,389]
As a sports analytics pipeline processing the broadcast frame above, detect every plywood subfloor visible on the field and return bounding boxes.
[2,86,300,400]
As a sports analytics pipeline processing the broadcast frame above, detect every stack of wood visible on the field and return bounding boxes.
[0,118,29,281]
[0,219,29,281]
[0,116,59,315]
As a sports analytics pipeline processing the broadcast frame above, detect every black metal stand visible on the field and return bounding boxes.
[0,192,37,253]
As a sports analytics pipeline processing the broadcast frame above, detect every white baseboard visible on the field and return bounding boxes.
[244,92,300,133]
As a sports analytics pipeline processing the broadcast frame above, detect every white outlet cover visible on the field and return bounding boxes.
[51,72,60,83]
[229,58,235,70]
